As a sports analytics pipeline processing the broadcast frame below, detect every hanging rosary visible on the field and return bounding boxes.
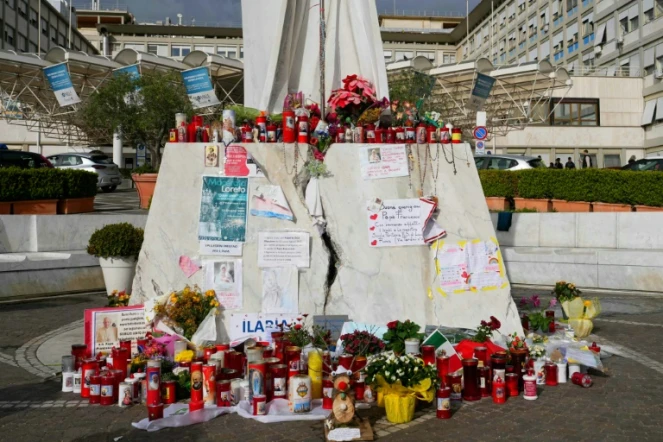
[282,141,300,179]
[442,143,457,176]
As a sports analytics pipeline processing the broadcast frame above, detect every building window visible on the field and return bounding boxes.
[630,15,639,33]
[416,51,435,62]
[29,8,38,28]
[18,0,27,17]
[383,50,393,62]
[124,43,146,52]
[5,0,15,9]
[394,51,413,61]
[240,46,244,59]
[4,25,15,47]
[657,0,663,19]
[50,26,57,43]
[147,44,168,56]
[59,33,66,47]
[41,18,48,36]
[171,45,191,57]
[194,45,214,54]
[442,54,456,64]
[216,46,237,58]
[603,154,621,168]
[567,0,578,16]
[29,42,37,53]
[551,99,599,126]
[17,33,27,52]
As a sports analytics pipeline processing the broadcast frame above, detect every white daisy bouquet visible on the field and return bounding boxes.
[364,352,439,390]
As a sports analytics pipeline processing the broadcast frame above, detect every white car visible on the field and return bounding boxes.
[474,154,545,171]
[47,152,123,192]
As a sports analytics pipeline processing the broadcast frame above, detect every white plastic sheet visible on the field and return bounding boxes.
[236,398,329,423]
[241,0,390,113]
[132,404,234,432]
[305,177,326,236]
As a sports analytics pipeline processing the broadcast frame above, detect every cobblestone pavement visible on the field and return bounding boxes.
[1,290,663,441]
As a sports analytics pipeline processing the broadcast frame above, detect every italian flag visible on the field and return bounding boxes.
[423,329,463,373]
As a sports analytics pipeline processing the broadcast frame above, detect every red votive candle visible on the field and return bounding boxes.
[421,345,436,367]
[474,347,488,367]
[462,358,481,401]
[478,366,490,397]
[545,362,559,386]
[571,372,593,388]
[492,380,506,404]
[506,373,519,397]
[546,311,555,333]
[446,373,463,402]
[436,355,450,386]
[436,387,451,419]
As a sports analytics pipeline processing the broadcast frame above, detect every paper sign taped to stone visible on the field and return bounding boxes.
[198,176,248,243]
[261,266,299,314]
[85,306,150,356]
[229,313,301,343]
[204,259,243,310]
[367,199,424,247]
[224,145,264,177]
[359,144,409,180]
[258,231,310,268]
[250,184,294,221]
[200,241,243,256]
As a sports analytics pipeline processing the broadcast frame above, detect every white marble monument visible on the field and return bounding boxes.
[132,143,523,339]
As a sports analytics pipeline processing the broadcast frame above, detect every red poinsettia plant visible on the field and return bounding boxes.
[327,74,387,125]
[472,316,501,343]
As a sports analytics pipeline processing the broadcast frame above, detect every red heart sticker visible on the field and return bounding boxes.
[370,214,378,220]
[371,240,378,246]
[369,226,376,231]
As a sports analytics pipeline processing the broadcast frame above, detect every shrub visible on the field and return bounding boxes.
[514,169,553,199]
[478,170,518,198]
[87,222,144,259]
[132,164,158,175]
[62,169,98,199]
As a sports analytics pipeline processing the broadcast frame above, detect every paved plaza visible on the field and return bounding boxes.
[0,289,662,441]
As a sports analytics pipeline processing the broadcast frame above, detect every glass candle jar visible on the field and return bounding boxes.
[509,348,529,391]
[436,355,450,386]
[474,347,488,367]
[545,362,559,386]
[491,354,507,384]
[571,372,593,388]
[478,366,490,397]
[505,373,519,397]
[404,338,420,355]
[446,373,463,401]
[421,345,436,367]
[492,380,506,404]
[545,311,555,333]
[462,358,481,401]
[436,387,451,419]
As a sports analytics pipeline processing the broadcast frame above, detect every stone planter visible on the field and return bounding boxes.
[99,256,137,296]
[551,200,592,212]
[592,202,632,212]
[132,173,158,209]
[485,197,511,211]
[57,197,95,214]
[12,199,58,215]
[0,202,11,214]
[513,197,551,212]
[634,205,663,212]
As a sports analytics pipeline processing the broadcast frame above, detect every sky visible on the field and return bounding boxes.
[82,0,481,27]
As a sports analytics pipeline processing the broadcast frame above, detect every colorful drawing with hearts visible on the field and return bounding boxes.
[366,198,425,248]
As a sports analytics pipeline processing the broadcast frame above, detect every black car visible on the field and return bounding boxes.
[621,158,663,171]
[0,150,53,169]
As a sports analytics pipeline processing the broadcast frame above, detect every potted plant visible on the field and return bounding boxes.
[131,164,158,209]
[364,353,438,424]
[553,281,582,320]
[87,222,144,295]
[5,168,64,215]
[382,320,424,356]
[58,169,98,214]
[518,295,557,332]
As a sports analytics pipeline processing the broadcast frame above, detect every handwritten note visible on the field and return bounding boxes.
[438,243,470,291]
[367,199,424,247]
[359,144,409,180]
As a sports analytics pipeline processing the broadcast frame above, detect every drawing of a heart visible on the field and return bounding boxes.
[370,214,378,220]
[371,240,378,246]
[369,226,376,231]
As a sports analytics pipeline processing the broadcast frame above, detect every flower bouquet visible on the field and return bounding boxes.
[382,320,425,355]
[519,295,557,333]
[151,285,219,348]
[364,353,438,423]
[327,75,388,127]
[454,317,506,360]
[567,298,601,338]
[340,330,385,356]
[108,290,130,307]
[553,281,582,320]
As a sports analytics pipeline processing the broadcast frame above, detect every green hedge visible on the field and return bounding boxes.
[479,169,663,207]
[0,168,97,202]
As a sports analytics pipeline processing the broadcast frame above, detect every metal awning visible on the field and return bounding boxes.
[114,48,187,71]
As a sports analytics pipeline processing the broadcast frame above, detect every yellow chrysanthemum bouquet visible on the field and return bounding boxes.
[153,285,219,341]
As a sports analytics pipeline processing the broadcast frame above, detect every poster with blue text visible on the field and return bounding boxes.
[181,66,220,109]
[199,176,248,243]
[43,63,81,107]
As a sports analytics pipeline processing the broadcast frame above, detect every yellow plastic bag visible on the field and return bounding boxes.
[384,393,416,424]
[375,375,435,409]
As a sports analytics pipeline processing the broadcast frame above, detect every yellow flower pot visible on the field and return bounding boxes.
[384,393,415,424]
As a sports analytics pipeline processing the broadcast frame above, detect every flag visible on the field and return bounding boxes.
[423,329,463,373]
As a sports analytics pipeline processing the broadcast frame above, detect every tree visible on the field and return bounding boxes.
[78,70,193,168]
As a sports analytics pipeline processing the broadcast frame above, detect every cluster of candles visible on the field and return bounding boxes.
[412,343,594,420]
[168,110,463,146]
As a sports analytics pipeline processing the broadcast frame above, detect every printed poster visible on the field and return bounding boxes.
[84,306,150,356]
[181,66,220,109]
[43,63,81,107]
[204,145,220,167]
[204,259,243,310]
[367,199,424,247]
[359,144,409,180]
[261,266,299,314]
[224,145,264,177]
[258,231,310,268]
[250,184,293,221]
[198,176,248,243]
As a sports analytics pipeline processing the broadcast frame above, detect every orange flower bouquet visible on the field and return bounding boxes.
[154,285,219,341]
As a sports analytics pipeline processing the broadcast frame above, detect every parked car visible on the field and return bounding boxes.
[474,154,545,171]
[621,158,663,171]
[0,149,53,169]
[47,152,122,192]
